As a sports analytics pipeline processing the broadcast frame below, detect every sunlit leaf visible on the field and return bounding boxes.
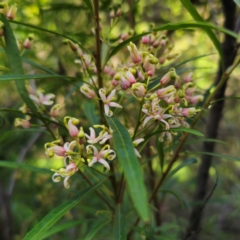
[114,203,126,240]
[171,127,203,137]
[167,158,197,179]
[106,116,149,221]
[23,179,106,240]
[0,161,51,174]
[85,219,110,240]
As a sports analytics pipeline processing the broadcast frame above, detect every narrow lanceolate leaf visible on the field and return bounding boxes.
[106,21,239,62]
[106,117,149,221]
[85,219,110,240]
[172,127,203,137]
[23,179,106,240]
[1,15,37,113]
[180,0,223,62]
[0,73,71,81]
[114,203,126,240]
[167,158,197,179]
[0,161,51,174]
[156,136,164,172]
[193,152,240,162]
[41,220,87,239]
[83,101,100,125]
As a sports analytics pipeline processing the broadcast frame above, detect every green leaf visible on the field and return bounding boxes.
[106,117,149,221]
[167,158,197,179]
[106,21,239,62]
[23,179,106,240]
[0,73,75,81]
[114,204,126,240]
[171,127,203,137]
[85,219,110,240]
[82,101,100,125]
[159,189,184,208]
[180,0,223,62]
[156,136,164,172]
[1,14,38,113]
[83,0,94,15]
[41,220,87,239]
[193,152,240,162]
[0,161,51,174]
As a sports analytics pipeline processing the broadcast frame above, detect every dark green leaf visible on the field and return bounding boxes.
[106,116,149,221]
[41,220,87,239]
[85,219,110,240]
[159,189,184,208]
[23,179,106,240]
[0,161,51,174]
[82,101,100,125]
[156,136,164,172]
[0,74,75,81]
[1,14,37,113]
[114,203,126,240]
[83,0,94,15]
[193,152,240,162]
[171,127,203,137]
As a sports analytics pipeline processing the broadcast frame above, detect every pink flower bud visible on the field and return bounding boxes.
[6,4,17,20]
[23,34,34,49]
[80,85,96,99]
[127,42,142,64]
[142,35,150,45]
[184,72,193,82]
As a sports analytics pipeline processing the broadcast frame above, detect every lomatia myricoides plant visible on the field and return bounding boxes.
[1,1,211,238]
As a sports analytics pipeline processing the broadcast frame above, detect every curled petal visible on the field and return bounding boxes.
[98,158,110,171]
[109,102,122,108]
[63,176,71,189]
[134,148,141,158]
[52,173,61,182]
[88,157,98,167]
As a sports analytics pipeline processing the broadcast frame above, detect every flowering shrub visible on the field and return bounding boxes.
[1,0,239,239]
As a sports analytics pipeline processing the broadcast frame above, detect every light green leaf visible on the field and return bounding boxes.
[106,117,149,221]
[167,158,197,179]
[23,179,106,240]
[180,0,223,62]
[0,161,51,174]
[1,14,38,113]
[85,219,110,240]
[171,127,203,137]
[114,203,126,240]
